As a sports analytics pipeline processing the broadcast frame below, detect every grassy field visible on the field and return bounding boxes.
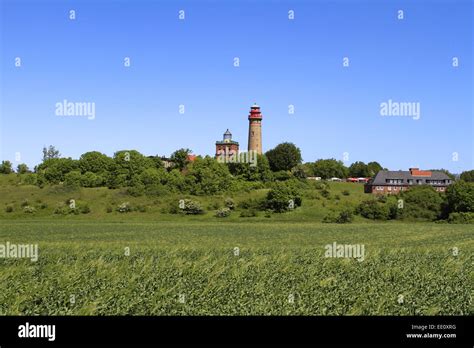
[0,220,472,315]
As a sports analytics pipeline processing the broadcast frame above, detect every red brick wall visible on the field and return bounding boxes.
[215,144,239,157]
[369,185,447,194]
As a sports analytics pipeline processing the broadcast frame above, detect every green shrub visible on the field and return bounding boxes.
[215,207,231,218]
[117,202,132,213]
[357,200,390,220]
[23,206,36,214]
[20,199,29,207]
[22,173,38,185]
[444,181,474,214]
[321,189,330,199]
[342,190,350,196]
[322,212,338,223]
[447,212,474,224]
[81,172,104,187]
[265,182,302,213]
[273,170,292,181]
[5,205,13,213]
[240,209,257,217]
[164,201,180,214]
[127,183,145,197]
[314,182,328,190]
[145,183,169,197]
[323,209,353,223]
[179,199,204,215]
[80,204,91,214]
[106,206,113,213]
[135,205,147,213]
[53,203,69,215]
[238,198,264,211]
[399,186,443,221]
[225,197,235,210]
[207,202,221,210]
[53,200,90,215]
[336,209,353,223]
[64,170,82,188]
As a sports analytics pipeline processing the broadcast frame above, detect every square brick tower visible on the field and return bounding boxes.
[215,129,239,158]
[248,103,263,154]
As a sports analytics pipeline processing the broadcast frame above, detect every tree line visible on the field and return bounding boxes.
[0,143,472,193]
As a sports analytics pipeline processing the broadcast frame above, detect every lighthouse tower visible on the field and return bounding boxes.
[247,103,263,154]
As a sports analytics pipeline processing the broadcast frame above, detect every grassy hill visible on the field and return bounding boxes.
[0,174,370,222]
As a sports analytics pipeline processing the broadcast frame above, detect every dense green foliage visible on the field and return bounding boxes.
[0,160,13,174]
[16,163,29,174]
[460,170,474,182]
[310,159,348,179]
[348,161,369,177]
[444,180,474,214]
[447,212,474,224]
[265,142,302,172]
[265,181,302,212]
[170,148,192,171]
[398,186,443,221]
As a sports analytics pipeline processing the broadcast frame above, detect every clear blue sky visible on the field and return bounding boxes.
[1,0,473,172]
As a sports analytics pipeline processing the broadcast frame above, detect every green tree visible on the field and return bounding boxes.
[357,200,390,220]
[108,150,155,187]
[17,163,30,174]
[64,170,82,188]
[227,154,273,182]
[171,148,192,171]
[186,156,233,195]
[444,180,474,214]
[81,171,104,187]
[0,160,13,174]
[139,167,168,186]
[166,169,187,192]
[265,142,302,172]
[291,164,308,180]
[265,181,302,213]
[36,158,79,184]
[399,185,443,220]
[42,145,61,161]
[367,162,383,177]
[348,161,369,177]
[311,159,348,179]
[149,155,164,169]
[78,151,113,174]
[460,170,474,182]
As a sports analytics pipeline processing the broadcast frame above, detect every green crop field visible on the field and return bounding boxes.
[0,220,472,315]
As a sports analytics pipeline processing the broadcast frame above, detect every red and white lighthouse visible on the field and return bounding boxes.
[247,103,263,154]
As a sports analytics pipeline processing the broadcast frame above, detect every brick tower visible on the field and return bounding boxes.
[247,103,263,154]
[215,129,239,158]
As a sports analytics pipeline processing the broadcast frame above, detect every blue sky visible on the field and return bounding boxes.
[1,0,473,172]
